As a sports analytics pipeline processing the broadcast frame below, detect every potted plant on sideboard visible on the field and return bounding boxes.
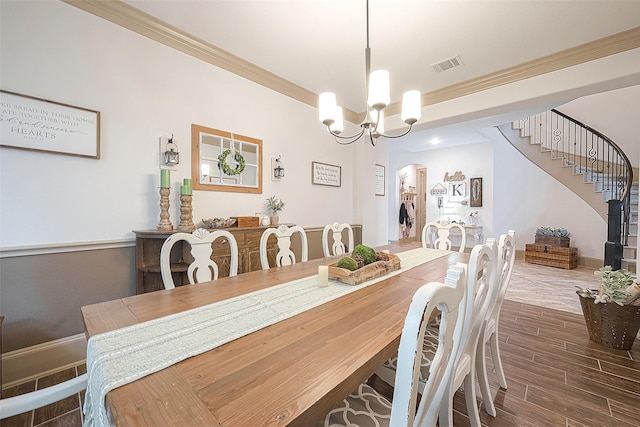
[576,266,640,350]
[265,196,285,226]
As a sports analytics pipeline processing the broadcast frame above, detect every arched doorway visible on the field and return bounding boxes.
[396,164,427,244]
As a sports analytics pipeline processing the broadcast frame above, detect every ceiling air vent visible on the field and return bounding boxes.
[430,55,463,73]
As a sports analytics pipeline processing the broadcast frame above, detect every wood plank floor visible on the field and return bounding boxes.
[370,298,640,426]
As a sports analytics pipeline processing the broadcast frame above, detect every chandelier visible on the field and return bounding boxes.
[318,0,421,146]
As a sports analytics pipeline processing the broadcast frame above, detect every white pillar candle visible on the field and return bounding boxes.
[318,265,329,287]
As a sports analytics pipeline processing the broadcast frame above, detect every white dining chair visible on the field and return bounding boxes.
[375,240,498,427]
[260,224,308,269]
[320,263,471,427]
[422,221,467,253]
[476,230,516,417]
[0,374,87,420]
[321,222,354,257]
[160,228,239,289]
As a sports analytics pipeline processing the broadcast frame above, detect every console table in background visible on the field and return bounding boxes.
[448,224,484,246]
[134,226,281,294]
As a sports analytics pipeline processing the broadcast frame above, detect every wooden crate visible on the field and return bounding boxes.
[328,254,401,285]
[233,216,260,228]
[534,235,570,247]
[525,243,578,269]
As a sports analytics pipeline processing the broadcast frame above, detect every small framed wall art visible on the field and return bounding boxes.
[374,164,385,196]
[470,177,483,207]
[312,161,341,187]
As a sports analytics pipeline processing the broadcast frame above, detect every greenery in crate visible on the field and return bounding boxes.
[535,226,571,237]
[336,244,390,271]
[576,266,640,306]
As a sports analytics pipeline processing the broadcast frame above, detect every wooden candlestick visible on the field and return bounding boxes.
[177,194,195,232]
[157,187,173,231]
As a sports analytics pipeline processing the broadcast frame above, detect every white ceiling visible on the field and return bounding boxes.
[122,0,640,150]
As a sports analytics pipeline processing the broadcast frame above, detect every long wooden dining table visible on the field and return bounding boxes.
[81,243,466,426]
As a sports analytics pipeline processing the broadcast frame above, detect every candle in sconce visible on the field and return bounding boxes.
[160,169,170,188]
[318,265,329,287]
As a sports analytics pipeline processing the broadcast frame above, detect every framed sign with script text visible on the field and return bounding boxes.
[0,90,101,159]
[312,161,341,187]
[374,164,385,196]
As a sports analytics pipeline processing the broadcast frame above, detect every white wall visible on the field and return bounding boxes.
[490,127,606,258]
[389,141,494,248]
[0,1,358,248]
[3,2,639,251]
[388,128,607,259]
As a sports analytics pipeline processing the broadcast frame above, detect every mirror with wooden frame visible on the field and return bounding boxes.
[191,124,263,193]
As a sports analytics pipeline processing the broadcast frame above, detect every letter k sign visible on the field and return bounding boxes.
[451,183,463,196]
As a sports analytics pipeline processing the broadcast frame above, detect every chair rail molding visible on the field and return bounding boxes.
[0,238,135,258]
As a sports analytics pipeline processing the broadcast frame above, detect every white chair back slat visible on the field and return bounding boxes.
[322,223,354,257]
[160,228,239,289]
[422,222,466,253]
[260,225,308,269]
[476,230,516,417]
[0,374,87,419]
[439,239,499,426]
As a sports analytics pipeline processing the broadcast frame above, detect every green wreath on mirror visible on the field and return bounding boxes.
[218,149,246,176]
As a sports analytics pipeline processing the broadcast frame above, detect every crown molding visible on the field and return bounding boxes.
[384,26,640,117]
[63,1,638,125]
[61,0,362,123]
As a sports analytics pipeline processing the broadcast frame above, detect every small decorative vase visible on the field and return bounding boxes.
[270,214,279,226]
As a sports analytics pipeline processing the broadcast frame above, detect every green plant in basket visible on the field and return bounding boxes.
[576,266,640,306]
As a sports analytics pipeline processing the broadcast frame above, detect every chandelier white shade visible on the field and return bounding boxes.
[318,0,421,145]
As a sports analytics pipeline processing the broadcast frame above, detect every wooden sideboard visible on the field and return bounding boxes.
[134,226,282,294]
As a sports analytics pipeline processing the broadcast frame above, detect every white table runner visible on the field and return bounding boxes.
[83,247,450,427]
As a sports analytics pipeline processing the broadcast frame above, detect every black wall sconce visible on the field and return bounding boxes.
[163,134,179,166]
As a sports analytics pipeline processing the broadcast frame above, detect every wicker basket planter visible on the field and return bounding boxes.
[577,291,640,350]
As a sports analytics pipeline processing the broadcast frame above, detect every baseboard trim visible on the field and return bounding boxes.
[2,333,87,388]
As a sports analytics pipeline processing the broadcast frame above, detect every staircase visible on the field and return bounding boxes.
[623,184,638,272]
[498,109,635,272]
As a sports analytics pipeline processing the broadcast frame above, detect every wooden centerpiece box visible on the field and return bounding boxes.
[525,243,578,269]
[328,253,401,285]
